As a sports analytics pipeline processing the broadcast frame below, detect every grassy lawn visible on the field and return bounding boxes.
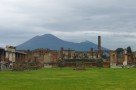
[0,68,136,90]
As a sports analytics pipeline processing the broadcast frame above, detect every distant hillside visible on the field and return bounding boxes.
[17,34,106,51]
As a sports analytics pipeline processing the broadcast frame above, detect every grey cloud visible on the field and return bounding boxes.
[0,0,136,50]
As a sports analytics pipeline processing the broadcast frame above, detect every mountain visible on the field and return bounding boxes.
[16,34,105,51]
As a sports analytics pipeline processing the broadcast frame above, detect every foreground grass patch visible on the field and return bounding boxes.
[0,68,136,90]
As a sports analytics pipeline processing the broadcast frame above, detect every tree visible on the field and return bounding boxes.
[127,46,132,54]
[116,48,124,58]
[116,48,124,54]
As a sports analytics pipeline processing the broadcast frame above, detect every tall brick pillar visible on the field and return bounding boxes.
[98,36,102,58]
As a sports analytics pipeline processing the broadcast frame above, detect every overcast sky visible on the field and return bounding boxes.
[0,0,136,50]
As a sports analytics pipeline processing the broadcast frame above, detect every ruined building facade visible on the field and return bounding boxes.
[1,36,136,70]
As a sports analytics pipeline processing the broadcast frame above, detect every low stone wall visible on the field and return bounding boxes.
[64,62,110,68]
[103,61,110,68]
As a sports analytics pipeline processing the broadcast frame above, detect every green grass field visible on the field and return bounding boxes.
[0,68,136,90]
